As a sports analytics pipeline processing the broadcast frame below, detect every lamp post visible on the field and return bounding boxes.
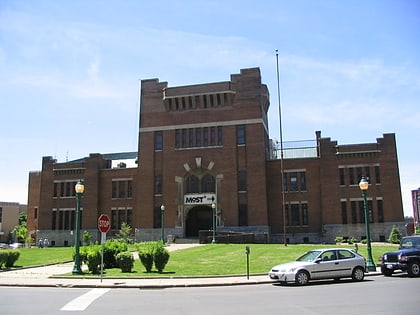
[211,203,217,244]
[72,180,84,274]
[359,177,376,272]
[160,204,165,243]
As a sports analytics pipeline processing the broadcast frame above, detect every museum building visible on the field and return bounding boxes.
[27,68,405,245]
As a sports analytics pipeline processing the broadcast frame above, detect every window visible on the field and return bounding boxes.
[118,181,126,198]
[341,201,347,224]
[154,175,162,194]
[196,128,201,147]
[300,172,307,191]
[210,127,216,146]
[351,201,357,224]
[290,172,298,191]
[377,200,384,222]
[238,204,248,226]
[112,180,133,199]
[238,170,247,192]
[186,175,199,193]
[375,166,381,184]
[0,207,2,223]
[189,128,194,147]
[51,210,56,230]
[202,174,215,192]
[181,129,187,148]
[283,173,288,192]
[359,201,365,223]
[34,207,38,219]
[302,203,308,225]
[155,131,163,150]
[217,126,223,145]
[53,183,58,197]
[349,168,355,185]
[203,127,208,146]
[339,168,345,186]
[237,125,246,145]
[291,204,300,226]
[111,208,132,230]
[285,204,289,226]
[175,130,180,148]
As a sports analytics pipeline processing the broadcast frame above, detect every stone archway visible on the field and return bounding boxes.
[185,205,212,237]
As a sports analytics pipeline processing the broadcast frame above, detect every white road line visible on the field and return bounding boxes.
[60,288,110,311]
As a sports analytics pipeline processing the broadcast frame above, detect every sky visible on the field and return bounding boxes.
[0,0,419,216]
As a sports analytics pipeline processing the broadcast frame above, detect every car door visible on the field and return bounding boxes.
[336,249,358,277]
[311,250,342,280]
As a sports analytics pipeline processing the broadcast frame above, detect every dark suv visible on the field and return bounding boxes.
[380,235,420,277]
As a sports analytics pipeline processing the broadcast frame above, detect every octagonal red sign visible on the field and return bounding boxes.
[98,214,110,233]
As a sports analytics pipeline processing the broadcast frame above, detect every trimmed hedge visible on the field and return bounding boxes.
[0,250,20,268]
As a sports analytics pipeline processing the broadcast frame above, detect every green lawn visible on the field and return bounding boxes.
[4,243,398,277]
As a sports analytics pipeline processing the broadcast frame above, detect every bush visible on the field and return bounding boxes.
[0,250,8,268]
[348,237,358,244]
[154,246,170,273]
[5,250,20,268]
[0,250,20,268]
[335,236,344,244]
[388,225,402,244]
[136,241,170,273]
[86,247,101,274]
[103,240,128,268]
[116,251,134,272]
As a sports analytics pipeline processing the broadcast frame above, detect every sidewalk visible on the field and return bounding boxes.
[0,244,382,289]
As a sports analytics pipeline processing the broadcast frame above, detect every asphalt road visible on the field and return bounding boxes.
[1,274,419,314]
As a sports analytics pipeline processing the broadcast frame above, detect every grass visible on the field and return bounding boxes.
[3,243,399,277]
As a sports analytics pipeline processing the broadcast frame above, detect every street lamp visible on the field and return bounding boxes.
[160,204,165,243]
[72,180,84,274]
[359,177,376,272]
[211,203,217,244]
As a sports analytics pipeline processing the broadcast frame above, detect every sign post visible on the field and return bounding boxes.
[98,214,110,282]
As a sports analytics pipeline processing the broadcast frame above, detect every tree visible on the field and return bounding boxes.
[82,230,93,245]
[388,225,402,244]
[115,222,133,244]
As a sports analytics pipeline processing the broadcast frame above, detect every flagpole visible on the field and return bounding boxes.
[276,50,287,246]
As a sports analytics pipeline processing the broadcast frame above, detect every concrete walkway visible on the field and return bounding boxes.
[0,243,381,289]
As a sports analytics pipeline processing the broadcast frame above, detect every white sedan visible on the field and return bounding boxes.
[268,248,366,285]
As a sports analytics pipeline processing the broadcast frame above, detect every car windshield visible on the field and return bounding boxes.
[296,250,322,262]
[400,237,420,249]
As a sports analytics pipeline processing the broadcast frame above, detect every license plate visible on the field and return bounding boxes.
[386,264,393,269]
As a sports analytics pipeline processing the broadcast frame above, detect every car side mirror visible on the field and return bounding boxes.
[315,258,322,263]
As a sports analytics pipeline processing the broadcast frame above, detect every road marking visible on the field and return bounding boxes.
[60,288,110,311]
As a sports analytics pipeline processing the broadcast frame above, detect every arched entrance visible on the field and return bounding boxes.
[185,205,212,237]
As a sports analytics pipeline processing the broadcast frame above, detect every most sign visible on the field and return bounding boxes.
[184,193,216,205]
[98,214,110,233]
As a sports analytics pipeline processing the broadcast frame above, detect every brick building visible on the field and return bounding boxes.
[27,68,405,245]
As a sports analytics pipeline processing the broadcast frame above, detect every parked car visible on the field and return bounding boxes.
[379,235,420,277]
[268,248,366,285]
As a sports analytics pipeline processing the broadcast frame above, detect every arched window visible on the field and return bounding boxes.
[202,174,215,192]
[185,175,199,193]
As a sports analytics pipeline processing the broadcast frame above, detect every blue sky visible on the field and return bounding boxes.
[0,0,419,216]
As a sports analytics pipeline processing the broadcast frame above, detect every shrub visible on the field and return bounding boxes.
[348,237,358,244]
[137,241,159,273]
[388,225,402,244]
[116,251,134,272]
[103,240,128,268]
[335,236,344,244]
[154,246,170,273]
[86,247,101,274]
[0,250,8,268]
[0,250,21,268]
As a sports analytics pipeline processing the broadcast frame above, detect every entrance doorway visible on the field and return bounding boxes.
[185,205,212,237]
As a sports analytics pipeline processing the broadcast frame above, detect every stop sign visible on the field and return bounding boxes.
[98,214,110,233]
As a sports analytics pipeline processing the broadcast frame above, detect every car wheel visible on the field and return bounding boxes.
[407,261,420,277]
[352,267,365,282]
[381,266,393,277]
[295,270,310,285]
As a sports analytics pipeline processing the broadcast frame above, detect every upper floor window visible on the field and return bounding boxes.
[155,131,163,150]
[112,179,133,199]
[237,125,246,145]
